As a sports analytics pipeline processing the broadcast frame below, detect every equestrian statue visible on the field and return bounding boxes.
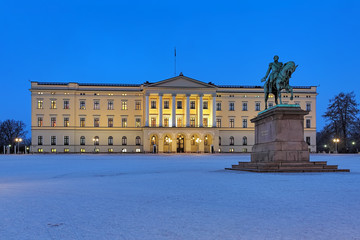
[261,55,298,109]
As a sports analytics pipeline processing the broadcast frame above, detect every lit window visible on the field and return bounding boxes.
[164,118,169,127]
[51,148,56,153]
[38,148,43,153]
[64,117,69,127]
[80,100,86,109]
[50,100,57,109]
[80,148,85,153]
[203,118,208,127]
[37,100,43,109]
[37,117,43,127]
[64,148,70,153]
[51,117,56,127]
[135,118,141,127]
[122,148,127,152]
[229,148,234,152]
[135,101,141,110]
[230,119,234,128]
[80,118,85,127]
[122,101,128,110]
[136,149,141,152]
[177,118,182,127]
[190,117,196,127]
[122,118,127,127]
[216,119,221,128]
[108,148,113,152]
[93,136,99,145]
[151,117,156,127]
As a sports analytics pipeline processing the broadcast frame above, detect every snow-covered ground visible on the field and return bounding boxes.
[0,154,359,240]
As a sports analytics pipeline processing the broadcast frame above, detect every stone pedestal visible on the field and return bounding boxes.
[227,105,349,172]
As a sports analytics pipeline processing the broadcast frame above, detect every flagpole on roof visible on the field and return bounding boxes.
[174,47,176,77]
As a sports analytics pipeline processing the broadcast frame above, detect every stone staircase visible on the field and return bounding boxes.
[226,161,350,172]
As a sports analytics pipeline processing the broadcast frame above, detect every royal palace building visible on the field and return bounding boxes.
[30,74,317,153]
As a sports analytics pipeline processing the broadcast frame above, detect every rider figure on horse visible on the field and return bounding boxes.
[261,55,283,87]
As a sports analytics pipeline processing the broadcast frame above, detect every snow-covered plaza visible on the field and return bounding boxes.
[1,154,359,240]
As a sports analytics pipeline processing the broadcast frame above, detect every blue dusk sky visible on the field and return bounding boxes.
[1,0,359,135]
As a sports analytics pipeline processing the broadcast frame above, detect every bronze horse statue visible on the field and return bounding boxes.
[263,61,298,109]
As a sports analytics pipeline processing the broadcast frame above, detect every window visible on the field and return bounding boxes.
[243,136,247,145]
[64,148,70,153]
[306,103,311,111]
[51,117,56,127]
[64,117,69,127]
[306,119,311,128]
[64,136,69,145]
[229,148,234,152]
[216,102,221,111]
[38,136,43,145]
[306,137,311,145]
[204,135,209,146]
[80,148,85,153]
[177,101,182,109]
[151,100,156,109]
[93,136,99,145]
[190,101,195,109]
[51,148,57,153]
[94,118,100,127]
[108,148,113,153]
[37,100,43,109]
[108,118,113,127]
[80,136,85,145]
[255,102,261,111]
[230,119,234,128]
[151,117,156,127]
[229,102,234,111]
[122,148,127,152]
[164,100,169,109]
[203,101,208,109]
[230,136,234,146]
[164,117,169,127]
[122,118,127,127]
[94,100,100,110]
[80,100,86,109]
[108,100,114,110]
[177,118,182,127]
[51,100,57,109]
[268,102,273,108]
[135,101,141,110]
[136,136,141,145]
[51,136,56,145]
[242,119,248,128]
[63,100,70,109]
[37,117,43,127]
[216,119,221,128]
[135,118,141,127]
[190,117,195,127]
[38,148,43,153]
[203,118,208,127]
[122,101,128,110]
[108,136,113,145]
[242,102,248,111]
[122,136,127,145]
[219,136,221,146]
[80,118,85,127]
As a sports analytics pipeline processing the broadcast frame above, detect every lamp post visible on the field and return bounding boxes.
[15,138,22,154]
[333,138,340,154]
[352,141,358,153]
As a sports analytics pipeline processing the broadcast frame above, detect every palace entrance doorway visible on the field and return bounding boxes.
[176,134,185,153]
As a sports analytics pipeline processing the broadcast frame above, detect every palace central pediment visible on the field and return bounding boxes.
[147,75,217,89]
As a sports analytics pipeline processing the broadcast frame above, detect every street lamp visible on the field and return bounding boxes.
[333,138,340,154]
[15,138,22,154]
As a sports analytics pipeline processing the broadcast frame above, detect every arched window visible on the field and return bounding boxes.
[93,136,99,145]
[151,136,156,145]
[243,136,247,146]
[219,136,221,146]
[191,135,195,145]
[108,136,113,146]
[80,136,85,145]
[122,136,127,145]
[204,135,208,146]
[230,136,234,146]
[136,136,141,145]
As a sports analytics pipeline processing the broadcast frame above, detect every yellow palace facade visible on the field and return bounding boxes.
[30,74,317,153]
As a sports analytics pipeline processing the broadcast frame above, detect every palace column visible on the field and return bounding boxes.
[212,93,217,127]
[159,93,163,127]
[145,94,149,127]
[199,94,203,127]
[186,94,190,127]
[172,93,176,127]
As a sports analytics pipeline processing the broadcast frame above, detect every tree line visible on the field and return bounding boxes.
[0,119,29,153]
[317,91,360,153]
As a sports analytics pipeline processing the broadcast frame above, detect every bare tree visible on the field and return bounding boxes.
[0,119,27,151]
